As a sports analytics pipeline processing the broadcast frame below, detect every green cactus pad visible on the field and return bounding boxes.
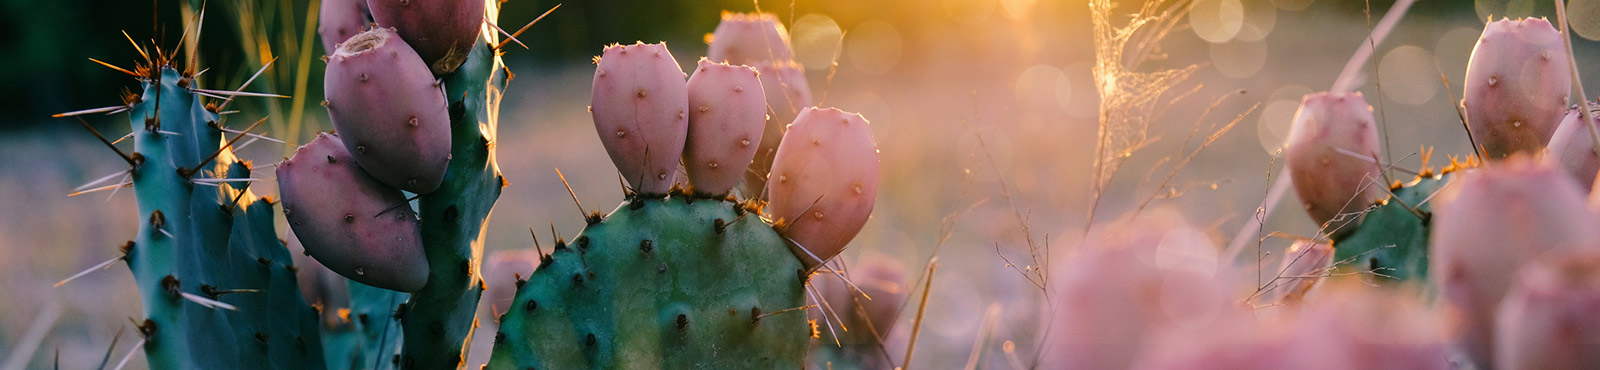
[1331,173,1451,282]
[486,197,810,369]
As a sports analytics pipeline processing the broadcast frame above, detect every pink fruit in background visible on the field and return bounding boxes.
[684,59,766,195]
[744,61,813,197]
[1495,252,1600,370]
[1430,156,1600,368]
[706,12,793,67]
[277,133,429,292]
[1285,91,1383,234]
[590,42,690,195]
[367,0,485,75]
[1258,240,1333,305]
[1462,17,1572,159]
[1542,102,1600,192]
[318,0,372,55]
[324,27,452,193]
[767,107,879,266]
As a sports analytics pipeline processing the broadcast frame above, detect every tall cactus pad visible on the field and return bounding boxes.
[118,66,325,369]
[487,197,810,369]
[1330,173,1445,283]
[1463,17,1571,159]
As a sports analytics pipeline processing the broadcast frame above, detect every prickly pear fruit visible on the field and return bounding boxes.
[367,0,485,75]
[278,133,429,292]
[287,227,353,327]
[1260,240,1333,305]
[1462,17,1572,159]
[684,59,766,195]
[317,0,371,54]
[324,27,452,193]
[1429,156,1600,368]
[1285,91,1383,234]
[590,42,690,195]
[744,61,813,197]
[1494,252,1600,370]
[1542,102,1600,191]
[706,12,793,67]
[767,107,878,266]
[1284,285,1451,370]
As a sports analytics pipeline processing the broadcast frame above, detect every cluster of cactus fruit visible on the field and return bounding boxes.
[65,0,888,368]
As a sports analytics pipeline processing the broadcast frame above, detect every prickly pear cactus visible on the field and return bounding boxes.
[63,60,324,368]
[1329,173,1446,282]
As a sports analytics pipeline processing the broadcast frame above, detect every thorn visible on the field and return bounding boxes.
[193,88,288,99]
[54,105,132,118]
[218,126,285,143]
[184,116,266,178]
[75,169,134,192]
[485,16,527,50]
[555,167,587,220]
[123,30,149,63]
[69,182,133,197]
[530,227,545,257]
[88,58,140,77]
[111,338,145,370]
[753,304,816,321]
[496,4,561,50]
[54,256,122,288]
[180,291,239,310]
[804,284,842,347]
[218,58,276,111]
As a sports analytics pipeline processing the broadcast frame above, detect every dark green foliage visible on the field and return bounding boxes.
[486,197,810,369]
[1331,173,1450,283]
[321,282,407,370]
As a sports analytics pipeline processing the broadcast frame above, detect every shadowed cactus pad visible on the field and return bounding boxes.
[486,197,810,369]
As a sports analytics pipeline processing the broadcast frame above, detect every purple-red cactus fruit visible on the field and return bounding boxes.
[767,107,878,266]
[318,0,372,55]
[744,61,813,195]
[1285,91,1383,233]
[366,0,485,75]
[1542,102,1600,192]
[684,59,766,195]
[1430,156,1600,368]
[590,42,690,195]
[705,12,793,67]
[1462,17,1572,159]
[323,27,452,194]
[1494,252,1600,370]
[277,133,429,292]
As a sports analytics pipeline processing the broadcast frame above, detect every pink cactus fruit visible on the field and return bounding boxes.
[813,253,907,344]
[1462,17,1572,159]
[1285,91,1384,234]
[767,107,879,266]
[744,61,813,196]
[323,27,452,193]
[1430,156,1600,368]
[1542,102,1600,192]
[1494,252,1600,370]
[706,11,793,67]
[590,42,690,195]
[1257,240,1334,305]
[1048,211,1236,370]
[318,0,372,55]
[683,59,767,195]
[366,0,485,75]
[277,133,429,292]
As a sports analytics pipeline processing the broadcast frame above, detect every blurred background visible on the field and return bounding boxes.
[4,0,1600,368]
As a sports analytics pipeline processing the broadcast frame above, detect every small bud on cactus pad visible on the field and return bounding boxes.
[1542,102,1600,192]
[324,27,452,193]
[1285,91,1383,233]
[278,133,429,292]
[706,12,793,66]
[743,61,813,196]
[317,0,371,55]
[1494,252,1600,370]
[1462,17,1572,159]
[684,59,766,195]
[1430,156,1600,368]
[590,42,690,195]
[767,107,879,266]
[367,0,485,75]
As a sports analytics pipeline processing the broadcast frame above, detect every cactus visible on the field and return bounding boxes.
[703,13,814,199]
[1494,252,1600,370]
[1285,91,1383,235]
[323,27,453,194]
[1327,172,1446,283]
[768,107,881,267]
[317,0,371,54]
[684,59,767,196]
[1462,17,1572,159]
[368,0,487,75]
[1542,101,1600,192]
[486,40,879,369]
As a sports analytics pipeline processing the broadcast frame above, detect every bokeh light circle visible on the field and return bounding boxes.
[791,14,842,71]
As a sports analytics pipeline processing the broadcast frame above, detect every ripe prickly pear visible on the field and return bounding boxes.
[317,0,371,54]
[706,12,793,67]
[1429,156,1600,368]
[1260,240,1333,305]
[1462,17,1572,159]
[590,42,690,195]
[367,0,486,75]
[684,59,766,195]
[1542,102,1600,192]
[278,133,429,292]
[1285,91,1383,234]
[745,61,813,197]
[1494,252,1600,370]
[767,107,878,266]
[324,27,452,194]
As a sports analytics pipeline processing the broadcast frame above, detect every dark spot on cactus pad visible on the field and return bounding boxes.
[585,333,597,347]
[515,275,527,288]
[586,211,605,225]
[257,257,271,266]
[129,152,145,167]
[254,332,269,345]
[429,321,445,337]
[495,331,506,344]
[554,238,568,251]
[639,239,653,254]
[160,275,180,297]
[135,319,157,339]
[118,240,135,259]
[358,313,370,325]
[572,273,584,287]
[460,259,472,277]
[576,235,590,250]
[200,284,219,298]
[524,299,538,312]
[750,307,762,323]
[729,309,737,316]
[149,210,166,232]
[450,100,466,121]
[714,218,727,234]
[445,205,460,222]
[659,262,668,274]
[587,270,595,280]
[393,303,409,319]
